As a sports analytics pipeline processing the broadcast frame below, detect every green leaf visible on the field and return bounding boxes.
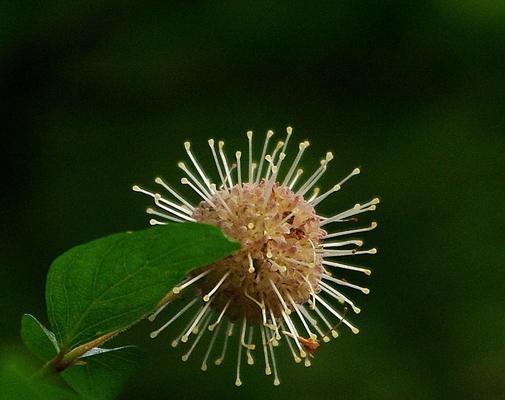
[62,346,145,400]
[21,314,59,362]
[46,223,239,350]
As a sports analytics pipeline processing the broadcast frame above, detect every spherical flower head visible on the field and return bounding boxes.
[192,181,324,323]
[133,127,379,386]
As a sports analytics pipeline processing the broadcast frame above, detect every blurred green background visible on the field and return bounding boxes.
[1,2,504,399]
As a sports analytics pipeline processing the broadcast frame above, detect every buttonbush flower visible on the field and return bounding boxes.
[133,127,378,386]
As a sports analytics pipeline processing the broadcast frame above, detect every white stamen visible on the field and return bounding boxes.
[171,304,204,347]
[247,131,253,184]
[299,305,329,342]
[235,323,244,386]
[235,151,242,188]
[178,161,212,198]
[322,240,364,248]
[268,307,281,340]
[149,219,167,225]
[154,195,196,222]
[263,154,284,206]
[208,139,229,192]
[181,178,216,206]
[321,199,379,226]
[324,222,378,239]
[201,318,222,371]
[208,298,232,331]
[149,298,198,338]
[297,152,333,196]
[281,310,306,357]
[339,167,361,186]
[153,178,195,211]
[314,305,338,338]
[172,269,212,294]
[240,316,256,350]
[270,280,291,314]
[282,141,309,186]
[247,252,255,273]
[265,141,284,180]
[218,141,233,188]
[322,260,372,275]
[307,187,320,203]
[287,293,316,339]
[276,126,292,172]
[265,326,280,386]
[260,324,272,375]
[181,297,214,342]
[310,184,341,206]
[312,167,360,206]
[146,209,183,223]
[203,271,230,302]
[314,294,360,334]
[215,322,233,365]
[184,141,213,193]
[255,130,274,183]
[281,321,302,363]
[246,326,255,365]
[148,297,174,322]
[320,281,361,313]
[288,168,304,190]
[322,274,370,294]
[321,248,377,257]
[181,313,212,362]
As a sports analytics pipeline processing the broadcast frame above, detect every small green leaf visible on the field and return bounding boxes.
[46,223,239,350]
[21,314,59,362]
[62,346,145,400]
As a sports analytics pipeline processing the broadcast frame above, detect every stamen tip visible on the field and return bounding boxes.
[208,138,214,146]
[201,364,207,371]
[172,287,181,294]
[363,288,371,294]
[203,295,210,302]
[184,141,191,150]
[181,355,189,362]
[149,331,158,339]
[181,335,189,343]
[274,378,280,386]
[370,248,378,254]
[235,378,242,387]
[286,126,293,134]
[353,167,361,175]
[267,130,274,138]
[352,327,360,334]
[247,130,253,139]
[364,269,372,276]
[132,185,141,191]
